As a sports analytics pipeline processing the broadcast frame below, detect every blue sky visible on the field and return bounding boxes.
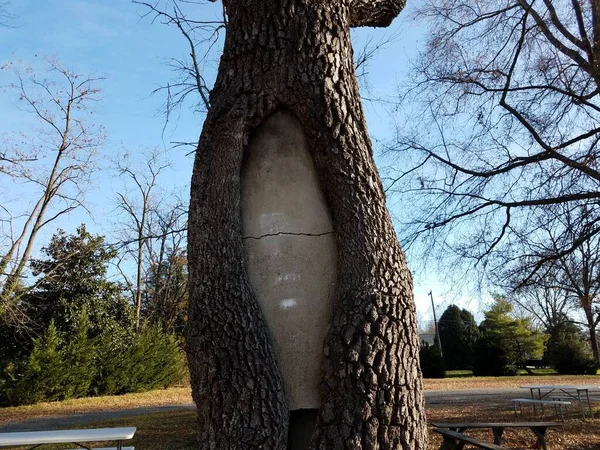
[0,0,482,323]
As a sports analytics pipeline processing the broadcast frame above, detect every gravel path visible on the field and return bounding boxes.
[0,388,526,432]
[424,387,523,407]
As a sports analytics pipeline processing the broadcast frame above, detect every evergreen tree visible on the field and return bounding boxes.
[7,321,65,405]
[0,226,187,406]
[419,342,445,378]
[545,320,597,375]
[474,296,546,376]
[438,305,479,370]
[61,312,96,399]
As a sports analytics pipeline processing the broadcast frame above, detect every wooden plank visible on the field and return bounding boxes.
[433,422,559,429]
[512,398,571,405]
[433,429,508,450]
[58,447,134,450]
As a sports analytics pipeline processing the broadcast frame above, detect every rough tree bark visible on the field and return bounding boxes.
[186,0,426,449]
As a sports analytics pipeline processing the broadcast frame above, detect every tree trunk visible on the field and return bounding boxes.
[584,306,600,364]
[186,1,426,449]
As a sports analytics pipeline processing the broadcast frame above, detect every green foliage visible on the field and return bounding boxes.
[124,325,186,392]
[27,225,133,339]
[473,333,517,376]
[473,296,546,376]
[419,342,446,378]
[90,328,132,396]
[545,321,597,375]
[0,321,186,405]
[438,305,479,370]
[0,227,186,406]
[61,313,96,399]
[5,321,66,405]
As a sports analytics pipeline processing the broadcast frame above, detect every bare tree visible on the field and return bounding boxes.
[143,199,188,335]
[506,205,600,362]
[386,0,600,290]
[113,148,171,329]
[510,283,573,331]
[0,57,105,321]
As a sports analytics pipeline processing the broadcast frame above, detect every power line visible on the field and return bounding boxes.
[429,290,443,358]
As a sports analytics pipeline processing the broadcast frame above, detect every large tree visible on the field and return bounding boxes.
[474,296,546,376]
[387,0,600,289]
[177,0,426,449]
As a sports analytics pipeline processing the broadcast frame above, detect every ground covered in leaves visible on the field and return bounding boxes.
[2,375,600,449]
[427,401,600,450]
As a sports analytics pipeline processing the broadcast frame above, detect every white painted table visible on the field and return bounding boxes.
[521,385,600,419]
[0,427,136,449]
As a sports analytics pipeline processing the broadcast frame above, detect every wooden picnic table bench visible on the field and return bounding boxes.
[432,428,507,450]
[432,421,561,450]
[512,398,571,420]
[521,384,600,419]
[0,427,136,450]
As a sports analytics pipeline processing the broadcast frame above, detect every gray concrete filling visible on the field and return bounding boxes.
[241,110,338,411]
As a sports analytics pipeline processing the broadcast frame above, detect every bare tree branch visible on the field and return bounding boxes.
[387,0,600,289]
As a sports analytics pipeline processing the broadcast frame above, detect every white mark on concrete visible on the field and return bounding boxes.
[280,298,298,310]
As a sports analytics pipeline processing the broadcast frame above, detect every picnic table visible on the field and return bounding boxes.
[520,385,600,419]
[0,427,136,449]
[432,422,560,450]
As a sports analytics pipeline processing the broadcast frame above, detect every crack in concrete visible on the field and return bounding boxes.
[242,231,335,240]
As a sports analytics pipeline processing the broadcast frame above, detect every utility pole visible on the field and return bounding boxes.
[429,290,443,357]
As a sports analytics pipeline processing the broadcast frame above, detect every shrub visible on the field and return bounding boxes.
[0,320,186,405]
[123,325,186,392]
[61,313,96,399]
[419,342,445,378]
[89,327,132,396]
[6,321,66,405]
[545,322,597,375]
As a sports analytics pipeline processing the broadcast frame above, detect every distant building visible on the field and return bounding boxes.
[419,333,436,347]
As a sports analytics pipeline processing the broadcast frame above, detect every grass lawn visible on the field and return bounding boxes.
[86,411,199,450]
[424,372,600,390]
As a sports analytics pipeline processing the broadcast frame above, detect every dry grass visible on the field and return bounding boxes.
[423,373,600,448]
[0,387,193,425]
